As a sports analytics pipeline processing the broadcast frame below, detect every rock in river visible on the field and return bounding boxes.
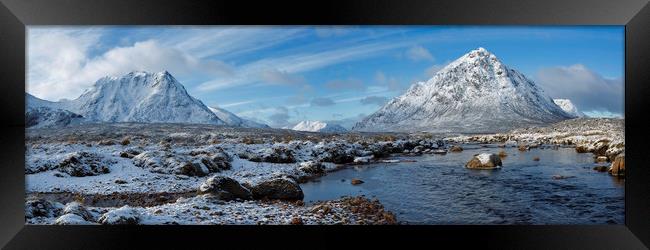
[609,153,625,177]
[465,153,502,169]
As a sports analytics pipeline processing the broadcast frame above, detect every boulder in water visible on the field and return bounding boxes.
[465,153,502,169]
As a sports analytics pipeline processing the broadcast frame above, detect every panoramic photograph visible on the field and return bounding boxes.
[25,26,624,225]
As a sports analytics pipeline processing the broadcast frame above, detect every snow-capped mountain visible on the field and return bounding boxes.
[291,121,348,133]
[353,48,574,133]
[208,106,269,128]
[553,99,585,118]
[27,71,226,126]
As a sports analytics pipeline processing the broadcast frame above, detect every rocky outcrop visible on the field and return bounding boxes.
[298,161,325,175]
[133,147,231,176]
[609,153,625,177]
[248,147,296,163]
[98,205,141,225]
[56,152,112,177]
[25,199,63,218]
[198,176,253,201]
[251,177,304,200]
[465,153,502,169]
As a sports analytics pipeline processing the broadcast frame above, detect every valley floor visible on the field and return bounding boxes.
[25,118,624,225]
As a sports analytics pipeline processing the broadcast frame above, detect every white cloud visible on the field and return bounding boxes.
[28,28,235,101]
[27,28,103,101]
[405,45,434,62]
[536,64,623,116]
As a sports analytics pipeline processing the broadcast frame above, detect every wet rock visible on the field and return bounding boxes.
[533,157,540,161]
[593,166,609,172]
[25,199,63,218]
[449,145,463,152]
[198,176,253,201]
[497,150,508,158]
[609,153,625,177]
[518,145,529,151]
[575,145,589,153]
[465,153,502,169]
[298,161,325,175]
[595,156,608,163]
[57,152,111,177]
[98,205,140,225]
[351,179,364,185]
[251,177,304,200]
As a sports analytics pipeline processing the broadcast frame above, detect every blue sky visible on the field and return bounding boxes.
[27,26,624,128]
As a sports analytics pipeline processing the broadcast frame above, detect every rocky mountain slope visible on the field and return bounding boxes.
[353,48,574,133]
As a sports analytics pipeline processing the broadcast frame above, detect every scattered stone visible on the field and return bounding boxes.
[465,153,502,169]
[120,138,131,146]
[198,176,253,201]
[518,145,529,151]
[575,145,589,153]
[290,217,303,225]
[449,145,463,152]
[251,177,304,200]
[595,156,608,163]
[350,179,364,185]
[115,179,128,184]
[432,149,447,155]
[533,157,540,161]
[353,156,373,164]
[98,139,115,146]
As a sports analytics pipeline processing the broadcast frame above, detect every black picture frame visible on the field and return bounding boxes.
[1,0,648,249]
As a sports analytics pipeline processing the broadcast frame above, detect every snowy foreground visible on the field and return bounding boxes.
[25,118,624,225]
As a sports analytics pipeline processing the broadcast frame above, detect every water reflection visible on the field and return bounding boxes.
[300,146,624,225]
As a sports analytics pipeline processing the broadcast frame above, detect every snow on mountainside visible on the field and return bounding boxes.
[291,121,348,133]
[27,71,226,126]
[26,93,86,128]
[553,99,585,118]
[353,48,574,133]
[208,106,269,128]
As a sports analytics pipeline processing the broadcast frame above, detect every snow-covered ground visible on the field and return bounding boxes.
[25,118,624,225]
[25,123,439,225]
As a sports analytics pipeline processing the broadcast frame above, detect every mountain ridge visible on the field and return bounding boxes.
[353,47,574,133]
